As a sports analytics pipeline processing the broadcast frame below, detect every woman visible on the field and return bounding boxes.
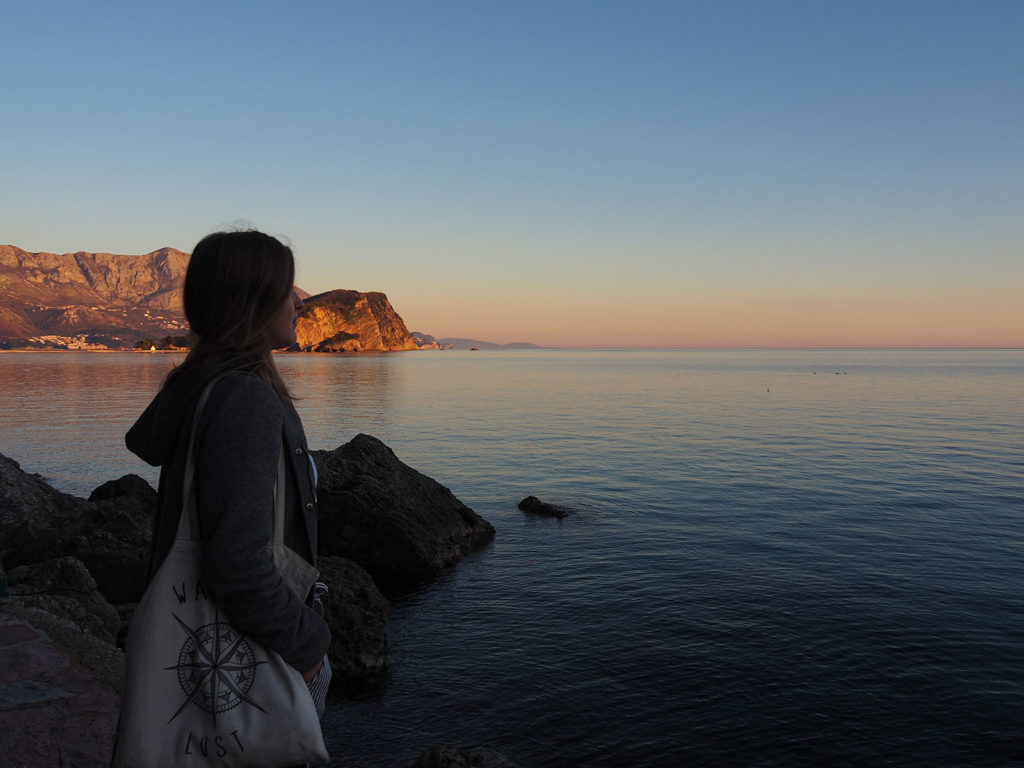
[125,229,331,715]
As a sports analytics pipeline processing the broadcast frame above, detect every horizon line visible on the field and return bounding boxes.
[411,344,1024,352]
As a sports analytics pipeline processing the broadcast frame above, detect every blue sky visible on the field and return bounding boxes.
[3,1,1022,346]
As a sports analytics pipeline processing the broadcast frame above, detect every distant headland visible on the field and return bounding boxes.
[410,332,543,351]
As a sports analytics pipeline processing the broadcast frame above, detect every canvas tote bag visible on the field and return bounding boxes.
[112,379,328,767]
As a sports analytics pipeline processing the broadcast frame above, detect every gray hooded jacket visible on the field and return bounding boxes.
[126,358,330,673]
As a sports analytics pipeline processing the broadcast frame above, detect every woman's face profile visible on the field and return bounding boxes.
[268,288,303,349]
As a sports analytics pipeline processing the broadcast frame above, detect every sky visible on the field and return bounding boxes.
[2,0,1022,348]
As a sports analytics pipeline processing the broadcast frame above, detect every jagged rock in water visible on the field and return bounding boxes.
[313,435,495,593]
[318,554,391,687]
[517,495,570,519]
[296,289,419,352]
[7,557,121,645]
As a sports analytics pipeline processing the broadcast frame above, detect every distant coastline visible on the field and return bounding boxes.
[3,346,1022,354]
[0,344,546,353]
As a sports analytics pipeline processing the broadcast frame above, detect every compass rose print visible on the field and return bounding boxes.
[165,612,268,724]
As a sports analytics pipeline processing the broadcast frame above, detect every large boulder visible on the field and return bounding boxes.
[318,555,391,687]
[313,435,495,594]
[66,474,156,604]
[0,454,93,568]
[0,458,155,605]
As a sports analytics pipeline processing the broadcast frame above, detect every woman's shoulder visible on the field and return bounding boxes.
[212,370,280,398]
[204,372,285,424]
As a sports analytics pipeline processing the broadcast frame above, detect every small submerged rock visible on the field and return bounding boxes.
[409,745,527,768]
[517,495,570,519]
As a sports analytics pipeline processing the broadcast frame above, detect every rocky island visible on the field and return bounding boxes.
[296,289,419,353]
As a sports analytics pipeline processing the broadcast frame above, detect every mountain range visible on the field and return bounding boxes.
[0,245,190,348]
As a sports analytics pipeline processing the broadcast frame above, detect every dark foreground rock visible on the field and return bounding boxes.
[0,606,122,768]
[318,554,391,686]
[0,451,399,692]
[517,495,570,519]
[67,474,155,604]
[8,557,121,645]
[410,745,527,768]
[314,434,496,593]
[0,458,154,606]
[0,454,94,568]
[0,439,503,765]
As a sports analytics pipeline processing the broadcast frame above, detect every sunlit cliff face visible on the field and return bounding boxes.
[293,290,420,352]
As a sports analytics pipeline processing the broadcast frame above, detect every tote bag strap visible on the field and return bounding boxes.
[177,374,227,542]
[178,373,286,544]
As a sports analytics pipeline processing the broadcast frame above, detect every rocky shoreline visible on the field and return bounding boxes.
[0,435,526,768]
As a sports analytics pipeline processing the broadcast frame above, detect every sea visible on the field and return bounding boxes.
[1,349,1022,767]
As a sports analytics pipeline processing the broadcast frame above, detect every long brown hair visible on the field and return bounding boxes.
[170,229,295,400]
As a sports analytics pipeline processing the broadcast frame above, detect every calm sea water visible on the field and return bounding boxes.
[1,350,1022,767]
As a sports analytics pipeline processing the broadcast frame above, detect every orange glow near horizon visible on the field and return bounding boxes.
[406,291,1024,349]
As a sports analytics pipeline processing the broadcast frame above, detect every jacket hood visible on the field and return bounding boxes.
[125,356,238,466]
